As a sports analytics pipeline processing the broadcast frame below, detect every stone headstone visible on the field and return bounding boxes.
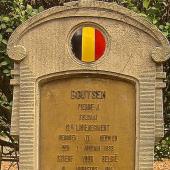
[7,1,170,170]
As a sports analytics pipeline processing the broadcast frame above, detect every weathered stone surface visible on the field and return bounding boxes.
[7,1,170,170]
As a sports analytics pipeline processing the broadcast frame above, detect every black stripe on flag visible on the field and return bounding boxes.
[71,29,82,60]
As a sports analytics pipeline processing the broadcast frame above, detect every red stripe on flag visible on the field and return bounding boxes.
[95,29,106,60]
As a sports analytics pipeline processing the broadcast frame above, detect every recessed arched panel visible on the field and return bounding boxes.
[40,75,136,170]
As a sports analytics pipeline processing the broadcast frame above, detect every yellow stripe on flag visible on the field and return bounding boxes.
[82,27,95,62]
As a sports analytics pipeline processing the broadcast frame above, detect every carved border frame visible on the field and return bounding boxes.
[35,70,139,170]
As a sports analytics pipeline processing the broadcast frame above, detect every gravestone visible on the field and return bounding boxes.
[7,0,170,170]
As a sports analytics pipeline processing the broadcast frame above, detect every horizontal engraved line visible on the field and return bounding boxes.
[140,153,154,156]
[20,97,34,100]
[20,94,34,97]
[19,132,33,136]
[20,128,34,131]
[140,88,155,91]
[155,133,164,137]
[19,112,34,115]
[155,105,163,108]
[140,126,154,129]
[155,106,162,110]
[155,126,164,129]
[141,97,155,100]
[20,91,34,94]
[140,92,155,96]
[140,116,155,119]
[155,95,162,99]
[140,101,154,104]
[140,96,155,100]
[19,147,33,151]
[140,109,154,113]
[139,162,154,165]
[20,71,33,75]
[140,130,154,134]
[20,72,34,76]
[155,131,164,135]
[20,107,34,110]
[20,115,34,118]
[155,116,164,119]
[139,146,154,149]
[19,163,33,166]
[140,79,155,82]
[20,74,34,77]
[20,147,34,151]
[19,144,34,148]
[139,144,154,148]
[20,79,35,82]
[20,91,35,95]
[139,120,154,123]
[140,101,155,104]
[19,119,34,124]
[20,71,32,74]
[140,136,155,140]
[20,76,34,80]
[20,87,35,90]
[20,105,34,108]
[19,164,33,167]
[20,100,34,103]
[20,121,34,125]
[140,83,155,87]
[140,109,154,112]
[140,107,154,109]
[20,130,34,133]
[140,126,154,130]
[139,162,154,166]
[19,140,34,143]
[20,66,30,69]
[140,135,154,138]
[155,122,163,126]
[140,141,155,144]
[20,70,33,74]
[19,153,34,156]
[19,162,33,165]
[139,75,155,78]
[156,72,166,78]
[20,82,34,85]
[140,123,154,127]
[18,135,34,139]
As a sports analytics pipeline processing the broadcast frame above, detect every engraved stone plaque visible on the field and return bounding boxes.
[40,76,136,170]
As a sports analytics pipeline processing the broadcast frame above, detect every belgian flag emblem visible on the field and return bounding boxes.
[71,27,106,62]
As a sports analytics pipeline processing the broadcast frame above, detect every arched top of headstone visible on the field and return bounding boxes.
[7,1,170,63]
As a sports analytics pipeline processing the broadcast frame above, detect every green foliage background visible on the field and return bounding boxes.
[0,0,169,160]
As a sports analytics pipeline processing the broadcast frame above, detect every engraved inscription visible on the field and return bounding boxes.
[40,77,135,170]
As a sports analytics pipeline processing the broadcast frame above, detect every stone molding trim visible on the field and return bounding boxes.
[10,64,20,135]
[139,70,156,169]
[152,46,170,63]
[7,45,27,62]
[155,66,165,139]
[19,64,36,170]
